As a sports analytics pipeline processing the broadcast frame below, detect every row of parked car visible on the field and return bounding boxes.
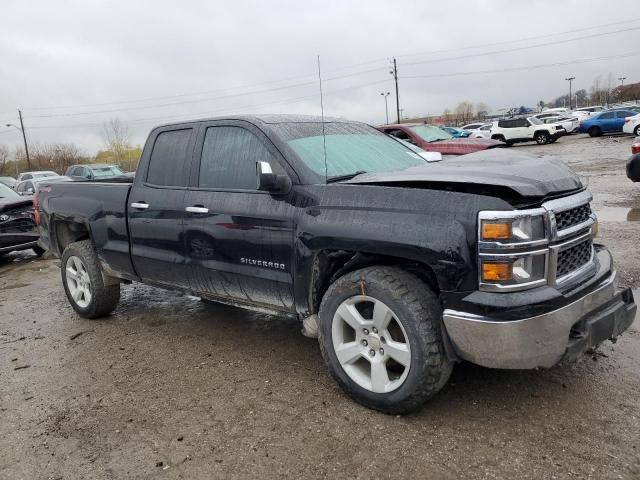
[0,164,126,195]
[456,104,640,143]
[0,164,128,257]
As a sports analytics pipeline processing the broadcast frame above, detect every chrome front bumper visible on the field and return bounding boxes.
[443,253,636,369]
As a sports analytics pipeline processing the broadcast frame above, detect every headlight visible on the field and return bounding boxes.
[480,251,548,290]
[478,209,550,292]
[480,214,546,244]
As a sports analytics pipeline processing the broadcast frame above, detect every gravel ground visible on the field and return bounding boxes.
[1,134,639,480]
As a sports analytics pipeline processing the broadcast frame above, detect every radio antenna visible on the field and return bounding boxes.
[317,55,328,183]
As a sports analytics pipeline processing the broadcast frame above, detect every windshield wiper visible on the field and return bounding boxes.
[326,171,367,183]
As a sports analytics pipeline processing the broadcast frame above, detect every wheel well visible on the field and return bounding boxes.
[54,220,89,255]
[534,130,549,137]
[491,134,504,140]
[309,250,440,314]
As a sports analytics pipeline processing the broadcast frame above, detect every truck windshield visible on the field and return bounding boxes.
[408,125,452,142]
[91,165,125,177]
[273,122,425,178]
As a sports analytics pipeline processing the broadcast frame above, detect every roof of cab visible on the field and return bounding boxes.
[153,114,354,129]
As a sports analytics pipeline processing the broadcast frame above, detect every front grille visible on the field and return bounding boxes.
[0,207,35,234]
[555,203,591,231]
[0,218,35,233]
[557,238,592,277]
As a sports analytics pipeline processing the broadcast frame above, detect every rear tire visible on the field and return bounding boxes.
[588,126,602,137]
[491,134,506,143]
[634,125,640,136]
[535,131,550,145]
[318,266,452,414]
[61,240,120,319]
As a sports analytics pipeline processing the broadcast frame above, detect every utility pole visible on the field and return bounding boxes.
[389,58,400,123]
[6,110,31,170]
[18,110,31,169]
[380,92,390,124]
[565,77,575,110]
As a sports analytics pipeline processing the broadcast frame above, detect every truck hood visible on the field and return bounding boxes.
[0,196,33,212]
[345,149,583,203]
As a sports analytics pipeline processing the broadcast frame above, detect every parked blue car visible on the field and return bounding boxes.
[441,126,471,138]
[579,109,637,137]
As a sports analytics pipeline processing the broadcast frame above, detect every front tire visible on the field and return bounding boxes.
[61,240,120,319]
[588,126,602,137]
[32,246,45,256]
[634,125,640,136]
[535,132,550,144]
[318,266,452,414]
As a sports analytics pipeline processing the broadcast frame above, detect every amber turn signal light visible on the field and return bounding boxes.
[481,222,512,240]
[482,262,513,282]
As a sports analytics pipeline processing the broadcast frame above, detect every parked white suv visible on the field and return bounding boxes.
[623,113,640,136]
[490,117,566,145]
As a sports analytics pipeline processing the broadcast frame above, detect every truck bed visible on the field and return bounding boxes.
[38,181,135,278]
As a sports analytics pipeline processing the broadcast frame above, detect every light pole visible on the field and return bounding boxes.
[380,92,390,124]
[565,77,575,110]
[6,109,31,170]
[618,76,627,89]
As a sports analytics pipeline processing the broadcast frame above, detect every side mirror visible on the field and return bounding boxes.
[256,161,291,193]
[26,188,34,195]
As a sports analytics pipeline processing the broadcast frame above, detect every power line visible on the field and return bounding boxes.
[25,78,391,130]
[401,27,640,69]
[394,17,640,62]
[8,17,639,117]
[400,51,640,79]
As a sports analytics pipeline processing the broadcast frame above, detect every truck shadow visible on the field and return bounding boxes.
[111,283,624,419]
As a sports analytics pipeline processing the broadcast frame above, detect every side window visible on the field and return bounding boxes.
[23,174,32,180]
[146,128,193,187]
[198,126,273,190]
[387,129,411,140]
[72,167,82,176]
[599,112,615,120]
[616,111,634,118]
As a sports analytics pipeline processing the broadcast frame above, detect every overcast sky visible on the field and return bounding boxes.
[1,0,638,154]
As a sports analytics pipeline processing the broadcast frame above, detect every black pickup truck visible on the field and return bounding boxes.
[37,115,636,413]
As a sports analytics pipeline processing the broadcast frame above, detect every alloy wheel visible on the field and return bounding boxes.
[331,295,411,393]
[65,255,92,308]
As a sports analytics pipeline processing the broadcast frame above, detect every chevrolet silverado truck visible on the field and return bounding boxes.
[36,115,636,414]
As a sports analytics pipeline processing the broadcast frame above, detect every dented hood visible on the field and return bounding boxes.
[345,149,583,200]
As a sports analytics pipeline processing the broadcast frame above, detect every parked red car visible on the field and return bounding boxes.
[378,123,503,155]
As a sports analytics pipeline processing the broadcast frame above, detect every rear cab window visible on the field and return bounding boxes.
[146,128,193,187]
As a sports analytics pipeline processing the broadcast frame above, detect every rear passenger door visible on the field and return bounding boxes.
[183,121,296,312]
[128,126,196,288]
[597,112,616,132]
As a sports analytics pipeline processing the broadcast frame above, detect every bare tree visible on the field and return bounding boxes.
[475,102,489,120]
[103,118,134,170]
[0,145,10,176]
[454,101,475,124]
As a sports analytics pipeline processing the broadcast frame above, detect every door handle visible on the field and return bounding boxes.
[130,202,149,209]
[185,206,209,214]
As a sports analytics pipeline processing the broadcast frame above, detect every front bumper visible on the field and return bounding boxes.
[443,253,636,369]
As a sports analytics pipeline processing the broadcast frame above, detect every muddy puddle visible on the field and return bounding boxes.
[595,207,640,222]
